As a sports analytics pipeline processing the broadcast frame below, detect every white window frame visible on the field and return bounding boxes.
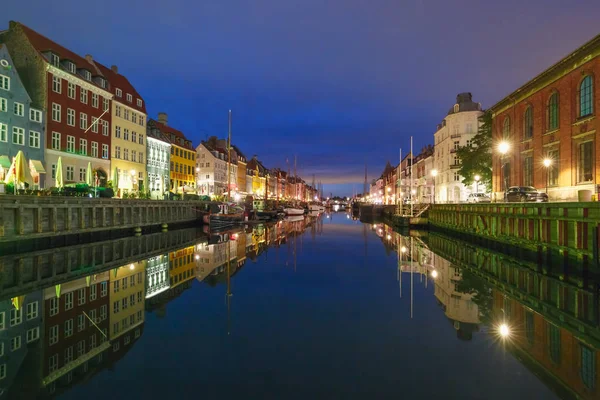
[116,88,122,97]
[77,314,85,332]
[49,354,59,372]
[49,325,59,345]
[29,131,40,148]
[10,308,22,326]
[64,318,73,337]
[52,103,61,122]
[49,297,59,316]
[137,99,143,107]
[13,102,24,117]
[80,88,88,104]
[26,327,39,342]
[67,108,75,126]
[65,292,74,310]
[29,108,42,122]
[0,74,10,91]
[66,135,75,153]
[0,97,6,112]
[103,97,109,111]
[0,123,6,142]
[26,301,38,320]
[102,120,109,136]
[66,165,74,181]
[10,336,21,352]
[102,144,109,159]
[126,93,132,102]
[90,284,97,301]
[79,167,85,182]
[91,117,98,133]
[12,127,24,146]
[80,112,88,130]
[68,82,76,99]
[52,75,62,93]
[92,92,99,108]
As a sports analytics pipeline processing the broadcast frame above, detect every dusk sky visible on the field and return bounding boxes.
[5,1,600,195]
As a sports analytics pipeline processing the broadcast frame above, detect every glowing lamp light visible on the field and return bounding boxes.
[431,270,438,278]
[129,264,135,270]
[378,229,382,234]
[543,158,552,168]
[387,234,392,240]
[387,187,391,192]
[196,167,200,172]
[431,169,438,177]
[400,246,407,253]
[411,189,416,195]
[234,193,241,201]
[474,174,481,182]
[499,323,510,338]
[195,254,200,260]
[498,141,510,155]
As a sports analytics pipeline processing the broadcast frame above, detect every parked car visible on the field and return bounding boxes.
[504,186,548,203]
[467,193,491,203]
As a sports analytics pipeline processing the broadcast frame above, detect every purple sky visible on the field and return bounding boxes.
[4,1,600,195]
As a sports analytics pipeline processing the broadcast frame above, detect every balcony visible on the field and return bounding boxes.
[450,133,461,139]
[450,164,460,169]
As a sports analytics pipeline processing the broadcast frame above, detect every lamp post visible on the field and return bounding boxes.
[498,142,510,201]
[543,158,552,194]
[474,174,480,194]
[431,169,438,204]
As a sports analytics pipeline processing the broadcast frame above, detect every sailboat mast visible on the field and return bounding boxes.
[294,155,297,200]
[227,110,232,202]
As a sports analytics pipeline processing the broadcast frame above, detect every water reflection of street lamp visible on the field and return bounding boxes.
[543,158,552,194]
[474,174,480,193]
[400,246,407,253]
[498,323,510,338]
[431,270,438,279]
[431,169,438,204]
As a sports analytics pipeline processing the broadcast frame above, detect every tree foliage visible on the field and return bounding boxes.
[455,267,493,325]
[456,110,492,191]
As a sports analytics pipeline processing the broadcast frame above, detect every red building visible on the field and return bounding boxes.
[490,33,600,201]
[1,21,113,187]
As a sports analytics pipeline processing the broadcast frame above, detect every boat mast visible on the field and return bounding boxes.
[227,110,232,202]
[294,155,297,201]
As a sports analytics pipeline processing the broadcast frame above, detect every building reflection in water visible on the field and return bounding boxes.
[0,216,318,398]
[371,223,599,400]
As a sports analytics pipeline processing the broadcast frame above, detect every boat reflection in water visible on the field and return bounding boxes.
[372,222,600,400]
[0,216,318,398]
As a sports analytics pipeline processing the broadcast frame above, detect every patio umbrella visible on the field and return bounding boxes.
[86,162,93,186]
[5,150,33,192]
[55,157,64,189]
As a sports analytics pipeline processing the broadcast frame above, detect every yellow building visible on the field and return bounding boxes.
[232,145,247,195]
[148,113,195,192]
[247,156,267,198]
[109,260,146,340]
[169,245,196,288]
[97,63,147,197]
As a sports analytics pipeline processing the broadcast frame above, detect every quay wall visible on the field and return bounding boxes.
[428,202,600,267]
[0,196,203,241]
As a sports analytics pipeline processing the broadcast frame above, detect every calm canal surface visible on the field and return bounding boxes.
[1,212,597,399]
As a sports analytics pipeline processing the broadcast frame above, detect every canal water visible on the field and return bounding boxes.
[0,212,597,399]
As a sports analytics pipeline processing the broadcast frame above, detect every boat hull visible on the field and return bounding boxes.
[284,208,304,216]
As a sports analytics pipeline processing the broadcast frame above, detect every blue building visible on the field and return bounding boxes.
[0,44,45,188]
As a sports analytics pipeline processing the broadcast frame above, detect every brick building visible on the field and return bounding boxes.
[490,33,600,201]
[1,22,113,187]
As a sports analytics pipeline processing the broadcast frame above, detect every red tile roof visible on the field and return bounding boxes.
[15,22,106,91]
[95,62,146,114]
[149,120,194,150]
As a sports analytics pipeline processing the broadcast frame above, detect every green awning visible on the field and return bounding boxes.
[0,156,10,169]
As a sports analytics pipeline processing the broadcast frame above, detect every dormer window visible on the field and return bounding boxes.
[63,61,76,74]
[80,69,91,81]
[126,94,132,103]
[453,104,459,113]
[116,88,122,97]
[50,53,60,67]
[137,99,142,107]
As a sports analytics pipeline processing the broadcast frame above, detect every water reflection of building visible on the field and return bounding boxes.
[169,246,196,288]
[0,291,43,396]
[145,254,170,299]
[42,272,111,392]
[109,262,145,341]
[195,237,237,283]
[432,254,480,340]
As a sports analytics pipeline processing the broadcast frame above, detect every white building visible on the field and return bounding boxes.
[195,137,237,197]
[145,134,171,199]
[433,93,483,203]
[145,254,170,299]
[413,149,434,204]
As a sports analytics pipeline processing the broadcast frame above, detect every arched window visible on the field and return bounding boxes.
[547,92,559,131]
[502,117,511,138]
[523,106,533,139]
[579,75,594,117]
[453,104,459,113]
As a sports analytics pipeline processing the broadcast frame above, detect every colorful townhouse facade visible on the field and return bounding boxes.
[146,120,171,199]
[0,43,45,188]
[108,262,145,341]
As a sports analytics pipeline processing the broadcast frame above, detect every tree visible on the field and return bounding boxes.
[456,110,492,191]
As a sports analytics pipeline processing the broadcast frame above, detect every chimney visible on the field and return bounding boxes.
[157,112,168,126]
[85,54,93,63]
[111,65,118,74]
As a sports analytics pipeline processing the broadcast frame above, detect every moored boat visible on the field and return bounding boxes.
[309,204,325,212]
[284,207,304,216]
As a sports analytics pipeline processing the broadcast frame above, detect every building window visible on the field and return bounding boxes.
[91,117,99,133]
[28,131,40,148]
[115,146,121,159]
[0,123,6,142]
[51,131,61,150]
[90,284,97,301]
[549,324,561,364]
[49,297,59,316]
[80,113,88,130]
[0,97,6,112]
[453,140,459,150]
[68,82,76,99]
[92,93,99,108]
[77,314,85,332]
[82,70,91,81]
[523,106,533,139]
[124,128,129,141]
[10,309,22,326]
[121,297,128,310]
[26,301,38,320]
[12,127,24,145]
[100,304,107,320]
[79,167,85,181]
[139,153,143,164]
[137,99,143,107]
[453,172,460,182]
[0,74,9,90]
[26,327,39,342]
[13,102,24,116]
[29,108,42,122]
[90,333,97,349]
[67,135,75,152]
[66,166,74,181]
[102,120,109,136]
[547,92,559,131]
[124,109,130,120]
[52,103,61,122]
[50,53,59,66]
[132,131,137,143]
[80,88,88,104]
[132,150,137,162]
[581,344,596,389]
[49,325,59,345]
[64,318,73,337]
[139,134,144,145]
[91,142,98,158]
[103,98,109,111]
[116,88,122,97]
[64,346,73,363]
[116,105,121,117]
[80,139,88,155]
[113,301,120,314]
[65,292,73,310]
[578,141,593,182]
[124,148,129,161]
[67,108,75,126]
[523,156,533,186]
[52,75,62,93]
[116,126,122,139]
[102,144,109,159]
[10,336,21,352]
[579,75,594,117]
[502,116,511,138]
[77,340,85,356]
[127,93,132,103]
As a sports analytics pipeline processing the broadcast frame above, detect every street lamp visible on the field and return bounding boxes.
[431,169,438,204]
[543,158,552,194]
[474,174,480,193]
[498,142,510,198]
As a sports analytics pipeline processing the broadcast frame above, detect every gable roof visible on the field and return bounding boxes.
[13,21,107,91]
[95,62,146,114]
[148,119,194,150]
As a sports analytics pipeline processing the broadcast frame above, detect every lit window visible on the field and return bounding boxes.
[579,76,594,117]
